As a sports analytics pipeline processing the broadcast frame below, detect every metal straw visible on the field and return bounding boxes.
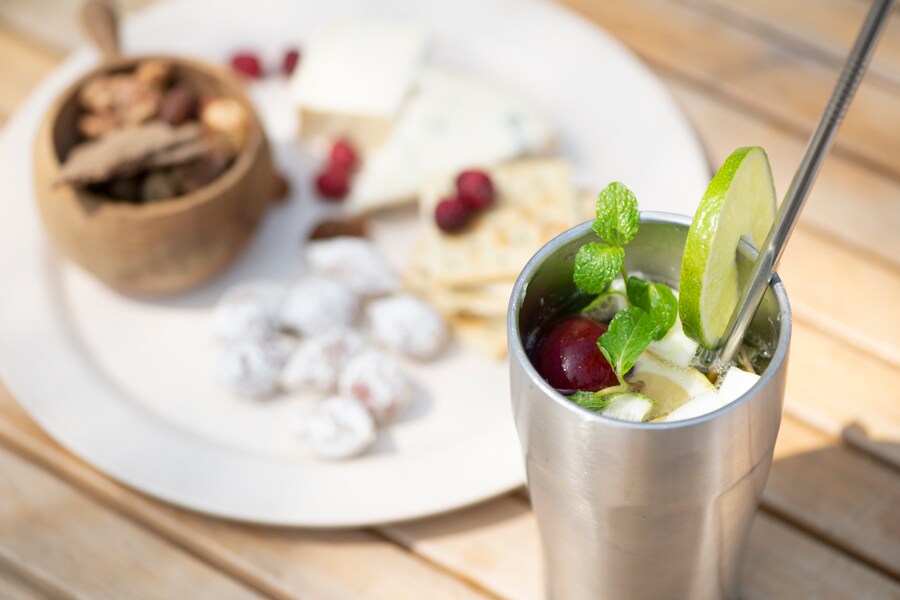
[700,0,895,377]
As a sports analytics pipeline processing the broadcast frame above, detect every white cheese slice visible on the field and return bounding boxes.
[347,67,555,213]
[289,20,427,149]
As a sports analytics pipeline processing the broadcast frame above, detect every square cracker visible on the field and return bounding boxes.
[412,158,577,286]
[450,315,509,359]
[425,281,513,318]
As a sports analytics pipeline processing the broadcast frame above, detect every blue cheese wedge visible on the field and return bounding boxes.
[289,20,427,150]
[348,67,555,213]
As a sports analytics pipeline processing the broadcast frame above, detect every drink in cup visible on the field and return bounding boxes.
[507,148,790,599]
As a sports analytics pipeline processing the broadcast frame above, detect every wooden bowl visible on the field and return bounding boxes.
[33,55,280,295]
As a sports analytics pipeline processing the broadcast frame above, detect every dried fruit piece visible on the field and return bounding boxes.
[272,174,290,202]
[104,176,142,201]
[231,52,263,78]
[79,74,161,125]
[140,170,179,201]
[329,139,358,171]
[456,169,495,210]
[315,166,351,200]
[282,48,301,76]
[134,59,171,88]
[200,97,250,151]
[158,86,197,126]
[308,217,368,241]
[77,112,118,138]
[434,196,470,233]
[57,122,204,185]
[170,152,233,193]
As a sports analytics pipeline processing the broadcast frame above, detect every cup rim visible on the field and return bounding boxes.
[507,210,792,430]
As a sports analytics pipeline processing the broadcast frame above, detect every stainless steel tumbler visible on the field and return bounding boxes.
[508,213,791,600]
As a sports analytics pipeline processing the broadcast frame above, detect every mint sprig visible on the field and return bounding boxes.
[573,182,639,295]
[567,182,678,414]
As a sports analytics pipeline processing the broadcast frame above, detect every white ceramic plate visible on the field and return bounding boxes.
[0,0,709,526]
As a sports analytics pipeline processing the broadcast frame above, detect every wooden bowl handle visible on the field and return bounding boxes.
[82,0,120,60]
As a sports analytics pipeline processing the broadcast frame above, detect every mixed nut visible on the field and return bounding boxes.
[59,59,251,203]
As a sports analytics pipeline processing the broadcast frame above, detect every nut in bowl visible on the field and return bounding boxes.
[33,55,280,295]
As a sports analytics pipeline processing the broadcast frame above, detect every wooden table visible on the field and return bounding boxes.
[1,1,899,598]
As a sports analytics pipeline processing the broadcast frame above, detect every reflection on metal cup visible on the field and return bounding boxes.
[508,213,791,600]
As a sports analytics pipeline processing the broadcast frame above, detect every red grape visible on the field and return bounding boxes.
[535,316,617,392]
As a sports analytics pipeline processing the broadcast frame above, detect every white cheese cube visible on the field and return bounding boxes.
[289,20,427,149]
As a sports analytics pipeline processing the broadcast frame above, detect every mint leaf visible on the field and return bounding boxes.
[625,277,678,340]
[592,182,639,247]
[573,243,625,294]
[569,390,613,413]
[597,306,658,383]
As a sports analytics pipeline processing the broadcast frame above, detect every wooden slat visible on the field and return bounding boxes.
[0,560,57,600]
[0,447,265,600]
[380,496,541,600]
[679,0,900,89]
[742,514,900,600]
[666,80,900,271]
[0,0,152,54]
[0,24,60,122]
[765,418,900,579]
[787,321,900,467]
[0,387,492,600]
[558,0,900,181]
[778,227,900,369]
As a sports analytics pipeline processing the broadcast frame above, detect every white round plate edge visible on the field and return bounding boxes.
[0,0,710,527]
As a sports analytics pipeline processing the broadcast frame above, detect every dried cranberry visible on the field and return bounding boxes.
[230,52,262,78]
[456,169,495,210]
[158,86,197,126]
[282,48,301,76]
[535,316,617,392]
[330,139,359,171]
[316,166,351,200]
[434,197,471,233]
